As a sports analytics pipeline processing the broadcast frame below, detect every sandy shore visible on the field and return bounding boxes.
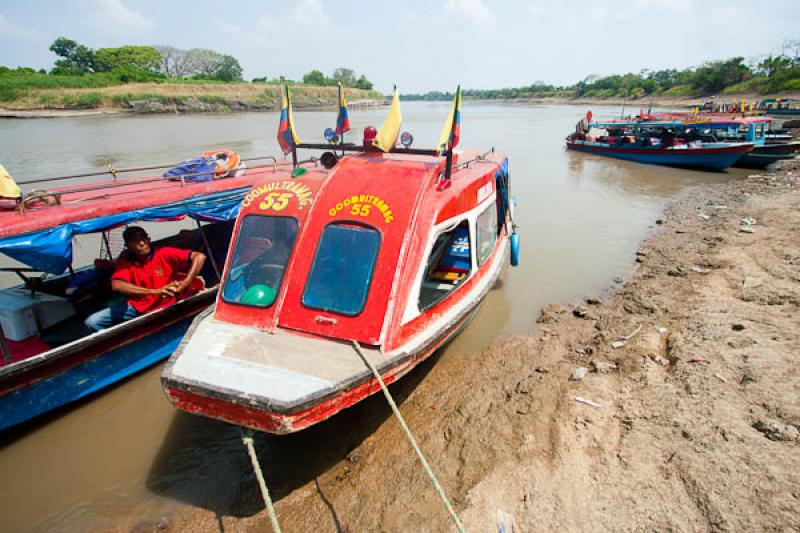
[111,157,799,532]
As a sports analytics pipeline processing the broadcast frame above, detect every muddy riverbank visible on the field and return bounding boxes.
[0,83,385,118]
[129,158,800,532]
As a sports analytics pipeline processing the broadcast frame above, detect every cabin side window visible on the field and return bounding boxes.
[222,215,299,308]
[476,203,498,267]
[302,222,381,316]
[418,220,472,312]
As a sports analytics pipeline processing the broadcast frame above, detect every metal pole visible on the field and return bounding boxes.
[102,231,113,260]
[195,220,221,281]
[444,149,453,181]
[0,324,11,366]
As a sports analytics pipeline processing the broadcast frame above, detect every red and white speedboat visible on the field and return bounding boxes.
[162,86,519,433]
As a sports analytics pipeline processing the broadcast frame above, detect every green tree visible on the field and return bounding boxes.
[214,55,243,81]
[355,74,373,90]
[94,46,161,72]
[49,37,95,74]
[757,55,794,77]
[690,57,751,94]
[303,69,327,85]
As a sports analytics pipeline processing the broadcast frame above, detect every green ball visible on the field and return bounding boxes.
[241,284,277,306]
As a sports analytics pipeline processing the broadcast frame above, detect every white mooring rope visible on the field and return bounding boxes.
[351,340,466,532]
[241,428,283,533]
[238,342,466,533]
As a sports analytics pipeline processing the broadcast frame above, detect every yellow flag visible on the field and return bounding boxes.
[0,164,21,199]
[373,87,402,152]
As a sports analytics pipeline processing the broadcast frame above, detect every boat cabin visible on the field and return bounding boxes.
[212,149,509,350]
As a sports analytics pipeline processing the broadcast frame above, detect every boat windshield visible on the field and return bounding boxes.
[302,223,381,316]
[221,215,299,308]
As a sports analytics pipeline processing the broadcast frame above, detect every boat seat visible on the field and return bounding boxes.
[428,226,470,284]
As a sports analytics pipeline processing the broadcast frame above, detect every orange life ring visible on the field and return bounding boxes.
[202,149,241,178]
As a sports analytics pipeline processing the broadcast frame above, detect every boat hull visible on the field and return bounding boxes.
[734,142,799,169]
[162,237,508,435]
[566,141,752,171]
[164,304,479,434]
[0,291,214,430]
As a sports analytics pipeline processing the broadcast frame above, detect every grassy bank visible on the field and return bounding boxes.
[505,92,800,109]
[0,80,384,112]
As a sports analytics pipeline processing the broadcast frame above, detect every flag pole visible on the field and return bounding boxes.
[287,85,298,168]
[339,83,345,146]
[444,86,460,182]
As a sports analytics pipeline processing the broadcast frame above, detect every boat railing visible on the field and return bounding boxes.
[9,155,286,212]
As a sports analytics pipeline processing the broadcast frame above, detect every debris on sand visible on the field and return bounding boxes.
[574,396,603,408]
[752,418,800,443]
[570,367,588,381]
[610,324,642,349]
[537,303,566,323]
[591,361,617,373]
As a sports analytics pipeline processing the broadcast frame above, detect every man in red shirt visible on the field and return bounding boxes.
[84,226,206,332]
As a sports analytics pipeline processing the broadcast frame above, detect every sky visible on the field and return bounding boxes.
[0,0,798,93]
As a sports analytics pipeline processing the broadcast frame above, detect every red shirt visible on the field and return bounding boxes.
[111,247,192,313]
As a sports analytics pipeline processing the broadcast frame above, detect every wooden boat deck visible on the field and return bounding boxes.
[169,318,384,406]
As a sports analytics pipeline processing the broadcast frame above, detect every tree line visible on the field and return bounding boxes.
[405,41,800,100]
[48,37,244,82]
[1,37,374,90]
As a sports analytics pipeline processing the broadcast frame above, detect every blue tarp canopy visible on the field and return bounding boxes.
[0,187,249,274]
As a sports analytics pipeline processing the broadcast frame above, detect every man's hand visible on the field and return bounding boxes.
[158,281,182,297]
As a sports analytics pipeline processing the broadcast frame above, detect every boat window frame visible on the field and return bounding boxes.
[301,220,382,317]
[476,201,498,268]
[417,219,473,313]
[220,213,300,310]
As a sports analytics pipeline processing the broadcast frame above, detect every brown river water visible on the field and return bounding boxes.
[0,103,747,531]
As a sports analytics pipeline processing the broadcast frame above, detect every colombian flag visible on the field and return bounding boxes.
[277,85,301,154]
[437,86,462,155]
[373,87,402,152]
[336,83,350,136]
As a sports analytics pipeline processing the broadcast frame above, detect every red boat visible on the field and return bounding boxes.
[162,87,519,434]
[0,155,285,430]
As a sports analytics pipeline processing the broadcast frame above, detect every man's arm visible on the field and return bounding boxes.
[112,279,172,297]
[173,251,206,293]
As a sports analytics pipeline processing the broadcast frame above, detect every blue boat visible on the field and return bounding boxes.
[566,117,754,171]
[0,159,287,431]
[678,115,800,169]
[757,99,800,117]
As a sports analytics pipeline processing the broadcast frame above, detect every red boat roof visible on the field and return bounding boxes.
[214,149,507,347]
[0,165,290,239]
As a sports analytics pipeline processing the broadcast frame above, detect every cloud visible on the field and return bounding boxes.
[88,0,154,32]
[445,0,496,30]
[0,14,46,41]
[255,15,280,31]
[290,0,329,26]
[633,0,696,13]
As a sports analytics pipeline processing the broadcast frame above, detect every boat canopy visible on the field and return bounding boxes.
[0,187,249,274]
[590,121,684,128]
[681,116,772,127]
